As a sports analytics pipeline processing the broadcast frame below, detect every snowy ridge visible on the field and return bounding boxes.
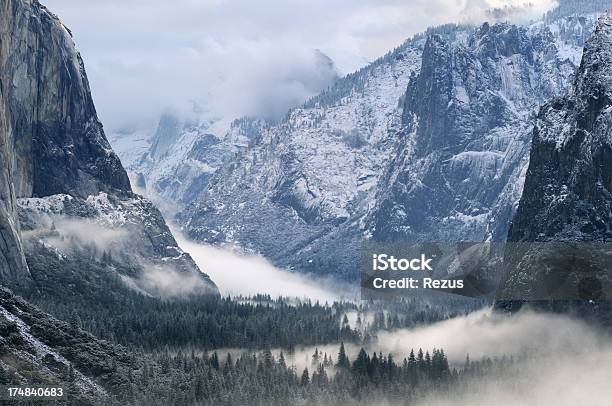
[0,305,108,398]
[191,35,429,225]
[17,192,218,294]
[370,16,592,245]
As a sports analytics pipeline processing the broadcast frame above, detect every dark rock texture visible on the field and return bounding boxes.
[1,0,131,199]
[0,77,29,282]
[0,0,130,282]
[498,12,612,304]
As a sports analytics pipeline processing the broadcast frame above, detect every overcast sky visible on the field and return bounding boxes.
[44,0,557,132]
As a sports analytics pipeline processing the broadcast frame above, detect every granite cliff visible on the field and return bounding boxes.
[0,0,216,292]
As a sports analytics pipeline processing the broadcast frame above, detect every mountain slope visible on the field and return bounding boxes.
[179,12,594,280]
[369,19,584,244]
[109,49,339,208]
[0,286,139,404]
[127,114,266,206]
[178,29,431,271]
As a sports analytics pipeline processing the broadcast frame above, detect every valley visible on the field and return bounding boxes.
[1,0,612,404]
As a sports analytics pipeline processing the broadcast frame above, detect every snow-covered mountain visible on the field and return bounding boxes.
[111,114,267,206]
[368,18,584,244]
[109,50,340,209]
[175,4,606,281]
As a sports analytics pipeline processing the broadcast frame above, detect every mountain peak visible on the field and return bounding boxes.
[575,11,612,99]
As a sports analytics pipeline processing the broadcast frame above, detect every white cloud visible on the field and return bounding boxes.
[175,231,351,302]
[23,214,128,253]
[374,308,602,363]
[123,262,217,298]
[43,0,558,130]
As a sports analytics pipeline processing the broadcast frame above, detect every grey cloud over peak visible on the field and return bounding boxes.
[43,0,557,131]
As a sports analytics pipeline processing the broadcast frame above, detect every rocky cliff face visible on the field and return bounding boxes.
[0,1,218,390]
[179,12,594,280]
[369,19,583,244]
[497,12,612,304]
[0,57,28,282]
[0,0,130,282]
[0,0,217,294]
[1,0,131,199]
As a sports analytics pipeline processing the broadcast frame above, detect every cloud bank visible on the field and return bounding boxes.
[252,309,610,405]
[175,232,349,302]
[43,0,558,131]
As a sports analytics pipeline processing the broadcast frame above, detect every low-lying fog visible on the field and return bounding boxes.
[133,177,351,302]
[174,230,351,302]
[241,308,607,367]
[410,310,611,406]
[209,309,611,406]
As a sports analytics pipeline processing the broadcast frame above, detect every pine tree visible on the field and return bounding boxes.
[279,352,286,368]
[300,368,310,386]
[387,353,396,377]
[316,363,328,386]
[417,349,424,364]
[223,353,233,374]
[352,348,369,375]
[464,353,471,371]
[408,349,417,368]
[440,349,449,374]
[210,352,219,370]
[337,342,350,369]
[311,348,320,367]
